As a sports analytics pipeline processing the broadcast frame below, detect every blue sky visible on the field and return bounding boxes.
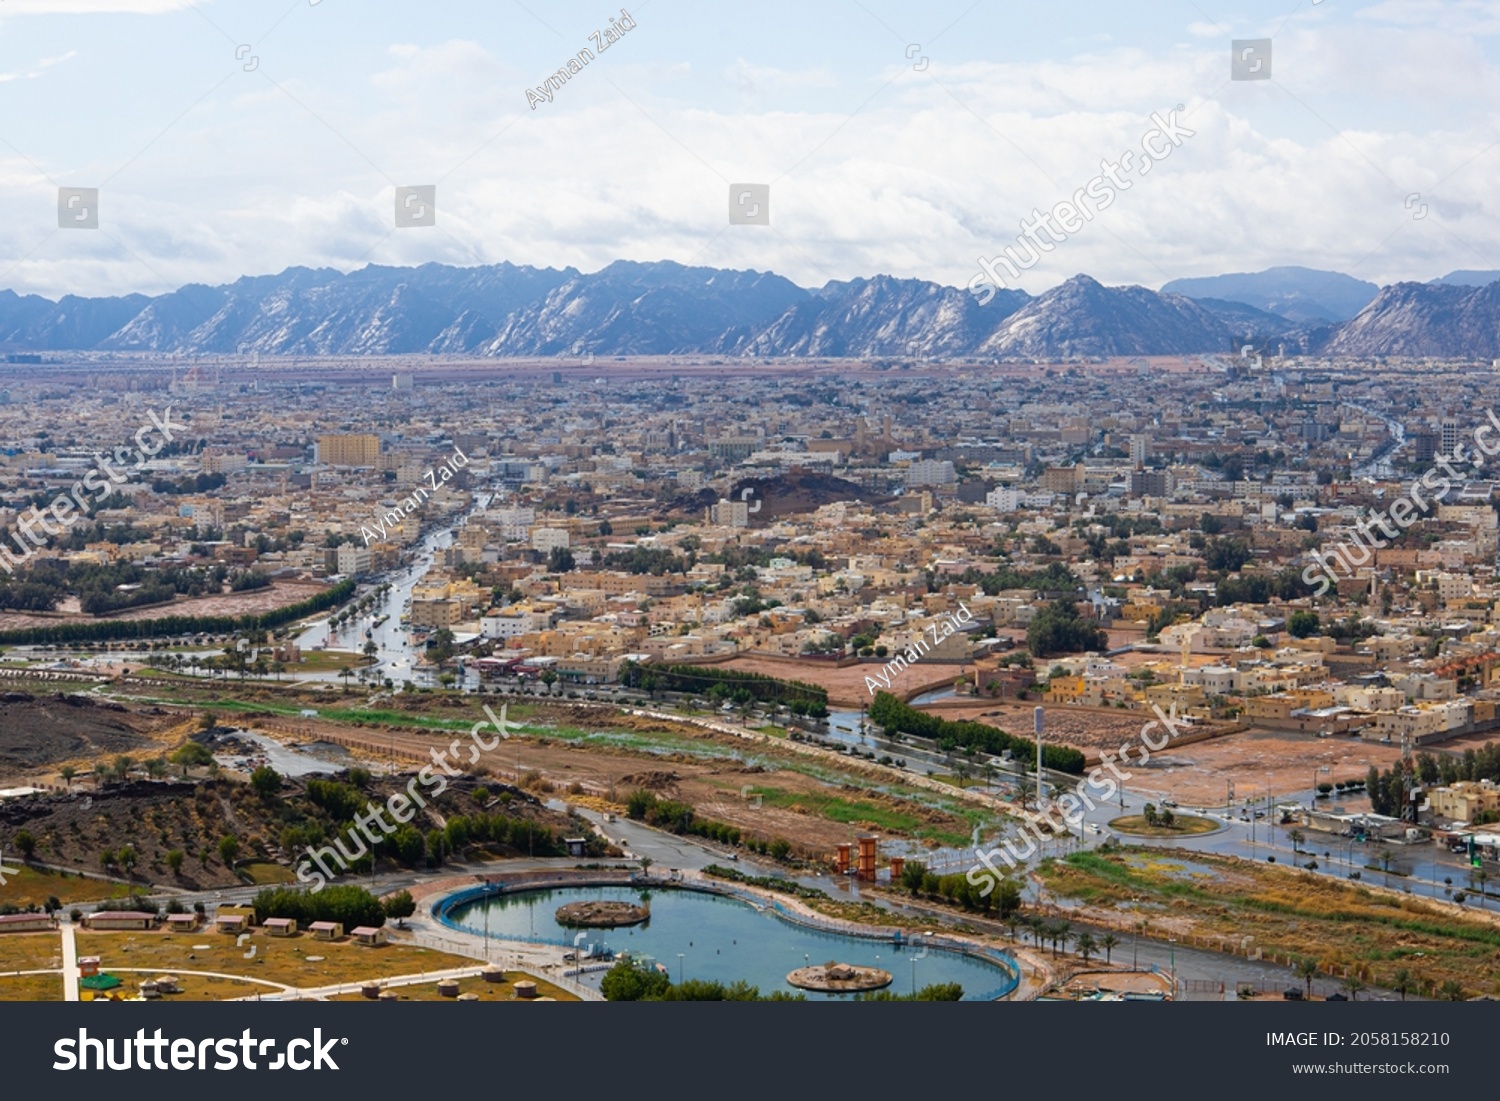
[5,0,1500,298]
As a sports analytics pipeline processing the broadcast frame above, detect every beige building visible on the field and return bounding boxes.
[1427,780,1500,822]
[318,433,381,467]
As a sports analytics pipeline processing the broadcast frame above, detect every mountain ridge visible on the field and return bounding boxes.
[0,261,1493,360]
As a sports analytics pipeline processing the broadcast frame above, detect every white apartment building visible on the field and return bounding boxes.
[906,459,957,486]
[531,527,571,552]
[986,486,1023,511]
[336,543,372,577]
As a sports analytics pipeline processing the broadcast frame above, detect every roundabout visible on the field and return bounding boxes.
[1107,813,1220,838]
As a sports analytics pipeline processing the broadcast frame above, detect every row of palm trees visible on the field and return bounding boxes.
[1292,958,1467,1001]
[327,583,393,634]
[1009,913,1121,963]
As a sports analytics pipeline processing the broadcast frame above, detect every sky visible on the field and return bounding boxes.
[5,0,1500,299]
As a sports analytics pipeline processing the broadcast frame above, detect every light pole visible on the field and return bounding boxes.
[677,953,685,984]
[1168,937,1177,998]
[1034,706,1047,812]
[1310,766,1329,810]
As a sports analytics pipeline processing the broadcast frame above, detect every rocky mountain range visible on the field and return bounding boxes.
[1,260,1498,361]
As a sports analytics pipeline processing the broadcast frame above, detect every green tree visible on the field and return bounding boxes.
[12,829,35,860]
[166,849,186,875]
[600,960,672,1001]
[218,835,240,867]
[383,890,416,928]
[170,742,213,777]
[1287,610,1320,638]
[249,765,281,798]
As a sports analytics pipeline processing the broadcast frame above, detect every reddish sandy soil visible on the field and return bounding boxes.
[715,655,962,707]
[1114,729,1403,806]
[1430,729,1500,756]
[923,698,1169,753]
[0,580,330,631]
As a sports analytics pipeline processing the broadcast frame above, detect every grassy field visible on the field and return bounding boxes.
[0,866,134,909]
[751,786,973,847]
[1041,849,1500,998]
[328,973,579,1002]
[234,861,296,885]
[75,929,478,998]
[1107,814,1219,837]
[0,932,63,1002]
[0,931,61,971]
[0,973,63,1000]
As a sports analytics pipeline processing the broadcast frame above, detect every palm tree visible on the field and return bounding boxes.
[1100,933,1120,964]
[1075,932,1097,962]
[1390,968,1413,1001]
[1049,920,1072,958]
[1439,980,1465,1001]
[1017,780,1035,811]
[1341,975,1365,1001]
[1025,914,1045,948]
[58,765,75,791]
[1288,829,1304,854]
[1295,957,1319,1000]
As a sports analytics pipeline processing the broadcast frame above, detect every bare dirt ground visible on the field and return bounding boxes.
[1114,729,1403,805]
[715,655,962,706]
[0,580,328,631]
[922,698,1168,753]
[1429,729,1500,756]
[0,693,175,774]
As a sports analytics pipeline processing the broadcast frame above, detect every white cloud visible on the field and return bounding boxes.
[7,11,1500,299]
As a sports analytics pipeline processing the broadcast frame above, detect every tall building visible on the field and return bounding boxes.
[1129,469,1172,497]
[1441,418,1461,458]
[1128,434,1150,468]
[1040,464,1084,495]
[906,459,957,486]
[707,499,749,527]
[317,434,381,467]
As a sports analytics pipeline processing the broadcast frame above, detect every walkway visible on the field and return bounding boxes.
[60,921,79,1002]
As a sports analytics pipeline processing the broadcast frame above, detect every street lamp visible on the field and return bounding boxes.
[677,953,685,984]
[1310,766,1330,810]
